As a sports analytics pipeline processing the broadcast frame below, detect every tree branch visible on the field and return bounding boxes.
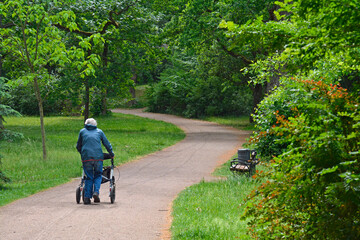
[216,38,253,64]
[53,23,93,36]
[0,22,15,28]
[54,3,135,36]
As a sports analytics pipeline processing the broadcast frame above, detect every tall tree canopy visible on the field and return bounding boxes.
[145,0,278,119]
[53,0,164,119]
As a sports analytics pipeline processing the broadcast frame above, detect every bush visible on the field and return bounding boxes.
[146,77,252,118]
[3,83,64,115]
[146,49,252,118]
[146,78,191,115]
[0,154,11,185]
[185,77,252,118]
[245,78,360,239]
[250,78,310,159]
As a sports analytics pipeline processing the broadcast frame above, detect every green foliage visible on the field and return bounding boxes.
[246,79,360,239]
[0,0,80,78]
[225,0,360,236]
[0,78,20,119]
[250,78,311,159]
[0,154,11,185]
[2,82,68,115]
[0,78,22,185]
[0,78,23,141]
[51,0,165,115]
[220,0,360,85]
[146,51,194,115]
[146,51,252,117]
[276,0,360,75]
[144,0,278,119]
[219,0,360,237]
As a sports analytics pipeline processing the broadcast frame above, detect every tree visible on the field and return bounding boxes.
[149,0,277,120]
[55,0,164,119]
[0,0,91,160]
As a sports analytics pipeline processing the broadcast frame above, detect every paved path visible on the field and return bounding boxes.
[0,109,250,240]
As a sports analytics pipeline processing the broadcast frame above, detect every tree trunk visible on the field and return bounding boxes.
[0,116,4,130]
[0,16,2,78]
[84,77,90,121]
[128,70,137,106]
[266,74,280,95]
[0,54,2,78]
[33,76,47,160]
[83,48,92,122]
[101,88,108,115]
[250,83,264,123]
[101,41,108,115]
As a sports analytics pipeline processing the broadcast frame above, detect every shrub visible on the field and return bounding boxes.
[146,77,252,118]
[245,78,360,239]
[3,83,64,115]
[146,78,191,115]
[146,50,252,118]
[251,78,331,159]
[0,154,11,185]
[0,79,23,141]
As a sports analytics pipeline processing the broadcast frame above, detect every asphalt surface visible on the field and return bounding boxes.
[0,109,250,240]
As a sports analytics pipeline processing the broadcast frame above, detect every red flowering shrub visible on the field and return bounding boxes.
[245,78,360,239]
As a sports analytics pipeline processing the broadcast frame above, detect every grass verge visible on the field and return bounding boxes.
[203,115,255,131]
[171,115,261,239]
[171,159,265,240]
[0,112,185,206]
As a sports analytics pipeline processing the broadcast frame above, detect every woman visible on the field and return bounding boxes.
[76,118,114,204]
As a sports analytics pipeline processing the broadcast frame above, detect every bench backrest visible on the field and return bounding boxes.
[237,149,257,161]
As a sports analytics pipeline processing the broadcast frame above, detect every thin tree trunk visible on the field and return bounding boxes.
[128,69,137,106]
[0,54,2,78]
[101,41,108,115]
[101,88,108,115]
[33,76,47,160]
[84,77,90,121]
[0,116,4,130]
[0,17,2,77]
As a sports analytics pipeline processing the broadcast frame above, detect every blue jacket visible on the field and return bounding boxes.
[76,124,114,161]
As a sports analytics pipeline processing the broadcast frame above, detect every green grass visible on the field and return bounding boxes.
[171,178,255,239]
[0,112,185,206]
[203,115,255,131]
[171,166,263,240]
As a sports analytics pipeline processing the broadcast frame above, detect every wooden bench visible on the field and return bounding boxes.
[230,149,258,177]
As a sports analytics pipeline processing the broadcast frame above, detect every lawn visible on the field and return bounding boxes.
[171,159,265,240]
[0,112,185,206]
[170,115,262,240]
[203,115,255,131]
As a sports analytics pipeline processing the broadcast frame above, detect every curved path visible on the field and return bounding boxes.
[0,109,250,240]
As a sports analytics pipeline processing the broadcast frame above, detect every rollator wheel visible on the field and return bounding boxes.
[110,185,115,204]
[76,187,81,204]
[82,188,85,202]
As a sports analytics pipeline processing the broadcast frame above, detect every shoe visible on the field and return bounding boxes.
[93,192,100,203]
[84,197,91,205]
